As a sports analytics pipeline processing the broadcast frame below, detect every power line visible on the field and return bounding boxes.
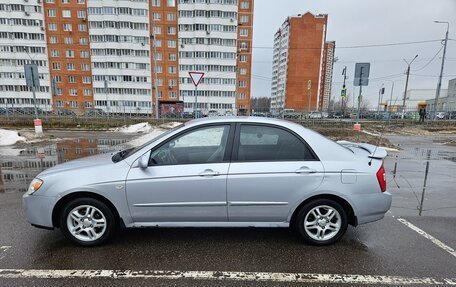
[412,46,444,72]
[251,39,443,50]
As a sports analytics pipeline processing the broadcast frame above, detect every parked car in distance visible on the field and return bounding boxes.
[224,110,234,116]
[181,112,193,119]
[308,112,323,119]
[84,108,107,117]
[435,112,446,120]
[207,110,219,117]
[23,117,391,247]
[55,109,76,116]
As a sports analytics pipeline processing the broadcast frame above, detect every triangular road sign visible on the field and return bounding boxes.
[189,71,205,87]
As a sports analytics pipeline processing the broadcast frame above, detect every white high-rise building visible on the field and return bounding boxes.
[88,0,153,114]
[178,0,239,115]
[0,0,52,111]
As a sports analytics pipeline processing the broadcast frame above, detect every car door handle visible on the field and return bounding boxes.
[295,167,317,174]
[199,169,220,177]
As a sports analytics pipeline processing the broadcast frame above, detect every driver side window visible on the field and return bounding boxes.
[149,125,230,166]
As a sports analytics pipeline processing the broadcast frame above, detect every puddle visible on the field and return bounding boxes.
[0,138,129,193]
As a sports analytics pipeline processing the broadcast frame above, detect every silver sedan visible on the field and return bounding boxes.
[23,117,392,246]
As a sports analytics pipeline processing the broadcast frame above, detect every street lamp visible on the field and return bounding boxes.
[401,54,418,119]
[432,21,449,120]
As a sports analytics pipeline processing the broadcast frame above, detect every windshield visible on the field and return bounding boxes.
[111,123,184,163]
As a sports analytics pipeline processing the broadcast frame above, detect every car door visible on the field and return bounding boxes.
[227,123,324,223]
[126,124,234,224]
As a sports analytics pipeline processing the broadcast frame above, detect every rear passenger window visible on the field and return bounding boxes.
[237,125,315,161]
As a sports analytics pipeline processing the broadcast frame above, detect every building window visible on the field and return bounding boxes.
[168,53,176,61]
[51,49,59,57]
[48,23,57,31]
[53,75,62,82]
[154,53,162,60]
[81,63,90,71]
[63,23,72,31]
[167,0,175,7]
[156,78,163,86]
[56,89,63,96]
[240,15,249,23]
[154,40,161,47]
[66,50,74,58]
[168,66,176,74]
[84,89,92,96]
[152,12,161,20]
[240,41,248,49]
[46,0,55,3]
[78,24,87,31]
[82,77,91,84]
[239,81,247,88]
[169,79,177,87]
[67,63,75,70]
[240,1,249,9]
[62,0,70,3]
[168,40,176,48]
[68,76,77,83]
[77,0,85,3]
[240,55,247,62]
[152,0,160,6]
[153,26,161,35]
[47,9,56,17]
[167,13,175,21]
[69,89,78,96]
[240,28,248,36]
[79,37,88,45]
[167,26,176,35]
[49,36,58,44]
[155,66,162,73]
[62,10,71,18]
[52,63,61,70]
[80,51,89,58]
[169,91,177,98]
[240,68,247,75]
[239,93,246,99]
[77,10,86,18]
[64,37,73,44]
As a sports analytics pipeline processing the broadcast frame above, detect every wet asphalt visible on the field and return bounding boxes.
[0,131,455,286]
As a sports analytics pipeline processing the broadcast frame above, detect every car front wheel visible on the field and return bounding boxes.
[60,198,115,246]
[295,199,348,245]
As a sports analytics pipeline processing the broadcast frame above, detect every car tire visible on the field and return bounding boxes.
[60,197,115,247]
[294,199,348,246]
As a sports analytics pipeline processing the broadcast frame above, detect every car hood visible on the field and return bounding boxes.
[38,152,117,177]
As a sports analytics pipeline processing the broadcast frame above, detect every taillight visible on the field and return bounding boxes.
[376,163,386,192]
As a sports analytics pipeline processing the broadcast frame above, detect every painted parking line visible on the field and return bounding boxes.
[0,269,455,285]
[0,246,11,260]
[397,218,456,259]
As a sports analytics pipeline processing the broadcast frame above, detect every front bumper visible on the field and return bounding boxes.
[22,193,57,229]
[352,191,392,225]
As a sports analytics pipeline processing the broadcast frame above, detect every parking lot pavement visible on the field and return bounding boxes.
[1,191,456,286]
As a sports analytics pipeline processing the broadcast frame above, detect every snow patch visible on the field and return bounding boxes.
[112,122,153,134]
[127,129,166,147]
[0,129,26,146]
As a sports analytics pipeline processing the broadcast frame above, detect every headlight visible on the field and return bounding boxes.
[27,178,43,195]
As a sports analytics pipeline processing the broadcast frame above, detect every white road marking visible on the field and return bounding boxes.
[0,246,11,260]
[398,218,456,258]
[0,269,455,285]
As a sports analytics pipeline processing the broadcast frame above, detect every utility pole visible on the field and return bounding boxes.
[432,21,449,120]
[152,18,159,120]
[402,55,418,119]
[377,84,384,118]
[341,66,347,115]
[357,67,363,121]
[307,80,312,113]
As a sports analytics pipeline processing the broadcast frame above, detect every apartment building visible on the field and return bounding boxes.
[0,0,52,111]
[1,0,254,115]
[270,12,335,113]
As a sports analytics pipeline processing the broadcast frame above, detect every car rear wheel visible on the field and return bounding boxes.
[295,199,348,245]
[60,198,115,246]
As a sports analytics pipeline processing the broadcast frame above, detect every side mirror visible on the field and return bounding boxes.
[138,154,149,169]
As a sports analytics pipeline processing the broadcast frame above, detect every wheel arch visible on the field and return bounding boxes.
[290,194,358,228]
[52,191,121,228]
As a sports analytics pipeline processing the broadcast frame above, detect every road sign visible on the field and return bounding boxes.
[341,87,347,97]
[24,64,40,88]
[189,72,205,87]
[353,63,370,86]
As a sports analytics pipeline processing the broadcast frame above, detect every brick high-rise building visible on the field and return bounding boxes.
[270,12,335,114]
[1,0,254,116]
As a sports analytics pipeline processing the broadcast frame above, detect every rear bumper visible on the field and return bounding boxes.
[22,193,56,229]
[352,191,392,225]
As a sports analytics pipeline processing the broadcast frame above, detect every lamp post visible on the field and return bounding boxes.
[401,54,419,119]
[432,21,449,120]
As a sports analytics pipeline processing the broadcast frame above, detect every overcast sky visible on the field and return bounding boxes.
[251,0,456,107]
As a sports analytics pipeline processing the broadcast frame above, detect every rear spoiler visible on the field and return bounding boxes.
[337,140,387,159]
